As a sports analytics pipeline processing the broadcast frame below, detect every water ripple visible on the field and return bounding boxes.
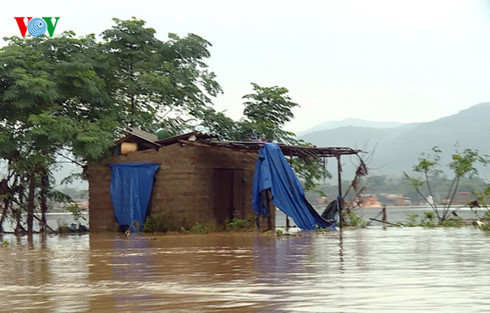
[1,228,490,312]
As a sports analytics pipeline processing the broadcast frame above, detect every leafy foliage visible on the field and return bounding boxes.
[0,18,221,233]
[475,185,490,208]
[179,221,209,234]
[0,17,336,233]
[341,209,367,228]
[405,146,489,221]
[201,82,329,191]
[143,212,169,233]
[401,211,465,228]
[225,216,254,231]
[241,83,299,144]
[66,203,87,224]
[476,211,490,231]
[201,83,300,144]
[101,18,222,128]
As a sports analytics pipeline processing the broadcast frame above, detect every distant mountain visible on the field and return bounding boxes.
[300,102,490,178]
[298,118,405,135]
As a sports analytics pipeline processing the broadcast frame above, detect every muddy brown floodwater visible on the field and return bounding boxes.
[1,227,490,312]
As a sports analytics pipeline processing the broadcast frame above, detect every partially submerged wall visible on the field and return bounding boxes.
[88,142,274,232]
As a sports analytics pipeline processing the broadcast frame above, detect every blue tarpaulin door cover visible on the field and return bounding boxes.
[109,162,160,232]
[252,143,334,230]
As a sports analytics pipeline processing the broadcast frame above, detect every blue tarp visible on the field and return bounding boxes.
[109,162,160,232]
[252,143,335,230]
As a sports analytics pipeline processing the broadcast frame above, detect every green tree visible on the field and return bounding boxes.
[242,83,332,190]
[405,146,489,221]
[102,17,222,129]
[241,83,298,144]
[200,82,301,144]
[199,107,242,141]
[0,36,75,233]
[201,82,329,191]
[0,18,222,233]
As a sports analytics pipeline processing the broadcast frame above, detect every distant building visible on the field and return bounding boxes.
[382,194,406,206]
[450,191,474,206]
[362,194,382,208]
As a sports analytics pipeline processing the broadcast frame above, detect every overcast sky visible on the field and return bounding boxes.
[2,0,490,132]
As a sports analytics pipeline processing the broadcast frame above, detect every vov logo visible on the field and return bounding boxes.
[14,17,60,37]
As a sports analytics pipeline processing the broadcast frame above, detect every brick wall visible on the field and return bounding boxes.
[88,142,275,232]
[87,163,115,232]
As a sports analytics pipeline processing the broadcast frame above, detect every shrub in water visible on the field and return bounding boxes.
[178,221,208,234]
[225,217,253,231]
[342,209,367,228]
[189,221,208,234]
[143,213,169,233]
[405,214,420,227]
[438,217,464,227]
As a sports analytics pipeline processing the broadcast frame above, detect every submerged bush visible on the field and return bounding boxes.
[179,221,208,234]
[275,228,285,236]
[402,212,464,228]
[439,217,465,227]
[66,203,87,224]
[342,209,367,228]
[225,217,254,231]
[143,213,169,233]
[419,211,437,228]
[474,210,490,231]
[405,214,420,227]
[190,222,208,234]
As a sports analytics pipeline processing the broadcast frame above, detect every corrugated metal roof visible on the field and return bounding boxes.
[155,130,213,146]
[184,139,361,158]
[114,128,362,159]
[115,128,160,147]
[127,127,158,142]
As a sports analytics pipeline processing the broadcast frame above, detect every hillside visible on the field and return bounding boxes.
[298,118,405,135]
[300,102,490,178]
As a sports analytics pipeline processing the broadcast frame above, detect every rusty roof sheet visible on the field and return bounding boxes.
[115,127,160,147]
[155,131,214,146]
[115,128,361,159]
[178,139,361,159]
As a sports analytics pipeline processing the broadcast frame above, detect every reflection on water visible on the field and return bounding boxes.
[1,228,490,312]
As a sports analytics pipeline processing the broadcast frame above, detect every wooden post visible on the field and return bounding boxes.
[337,155,343,229]
[286,153,293,230]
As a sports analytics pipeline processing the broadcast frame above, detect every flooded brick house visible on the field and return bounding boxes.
[88,129,362,232]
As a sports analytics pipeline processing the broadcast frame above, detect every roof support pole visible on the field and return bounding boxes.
[337,155,343,229]
[285,152,294,230]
